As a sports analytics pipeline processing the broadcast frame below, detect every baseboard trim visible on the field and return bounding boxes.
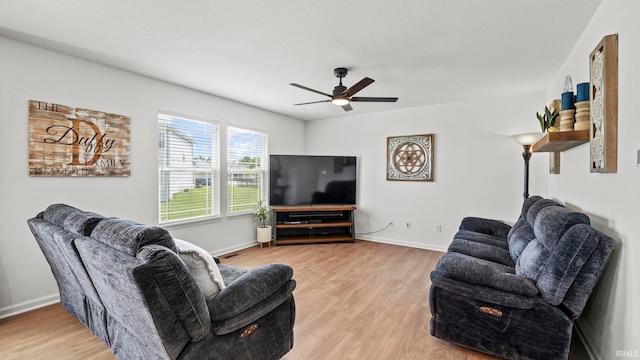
[0,293,60,319]
[575,320,602,360]
[357,235,448,253]
[213,241,258,257]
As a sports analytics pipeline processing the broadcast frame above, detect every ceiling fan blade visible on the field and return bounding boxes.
[294,100,331,106]
[351,96,398,102]
[343,77,374,97]
[290,83,332,98]
[341,104,353,112]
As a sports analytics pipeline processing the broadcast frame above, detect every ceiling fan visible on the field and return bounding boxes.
[290,67,398,112]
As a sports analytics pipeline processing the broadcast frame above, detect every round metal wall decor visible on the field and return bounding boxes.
[387,134,433,181]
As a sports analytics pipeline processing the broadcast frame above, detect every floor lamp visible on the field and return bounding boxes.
[511,133,541,200]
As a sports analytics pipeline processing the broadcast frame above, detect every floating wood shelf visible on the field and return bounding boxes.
[531,130,590,153]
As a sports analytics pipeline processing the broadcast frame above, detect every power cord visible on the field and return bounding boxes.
[355,221,393,236]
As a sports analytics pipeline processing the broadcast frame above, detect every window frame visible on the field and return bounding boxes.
[226,125,269,216]
[158,111,220,225]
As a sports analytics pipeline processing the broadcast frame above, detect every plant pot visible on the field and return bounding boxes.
[257,225,272,247]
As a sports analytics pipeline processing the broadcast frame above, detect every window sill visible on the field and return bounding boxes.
[160,215,222,229]
[226,211,253,219]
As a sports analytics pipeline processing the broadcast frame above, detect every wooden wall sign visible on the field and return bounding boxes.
[28,100,131,176]
[589,34,618,173]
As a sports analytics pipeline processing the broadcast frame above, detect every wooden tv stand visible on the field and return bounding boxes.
[271,205,356,245]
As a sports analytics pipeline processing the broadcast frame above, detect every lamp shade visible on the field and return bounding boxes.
[511,132,542,146]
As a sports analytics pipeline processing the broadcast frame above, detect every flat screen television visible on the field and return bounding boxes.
[269,155,357,206]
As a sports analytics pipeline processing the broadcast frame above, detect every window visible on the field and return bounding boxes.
[158,113,219,223]
[227,126,268,214]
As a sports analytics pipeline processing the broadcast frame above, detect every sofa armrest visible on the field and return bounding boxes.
[459,217,511,239]
[431,252,538,307]
[207,263,296,335]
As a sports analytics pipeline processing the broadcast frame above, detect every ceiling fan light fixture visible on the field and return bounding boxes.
[331,96,350,106]
[291,67,397,112]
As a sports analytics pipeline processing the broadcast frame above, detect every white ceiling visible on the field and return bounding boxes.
[0,0,601,121]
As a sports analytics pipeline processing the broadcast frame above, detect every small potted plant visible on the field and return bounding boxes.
[253,200,272,247]
[536,106,560,132]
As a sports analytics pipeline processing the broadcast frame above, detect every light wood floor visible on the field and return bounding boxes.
[0,240,588,359]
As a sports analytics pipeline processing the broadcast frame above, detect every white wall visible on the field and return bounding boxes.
[0,37,306,316]
[545,0,639,358]
[305,92,548,251]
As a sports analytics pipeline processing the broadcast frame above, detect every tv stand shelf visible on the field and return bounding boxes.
[271,205,356,245]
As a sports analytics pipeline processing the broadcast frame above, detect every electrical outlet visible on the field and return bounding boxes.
[405,222,411,230]
[435,225,442,233]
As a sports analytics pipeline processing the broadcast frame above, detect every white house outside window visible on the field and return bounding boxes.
[158,112,219,223]
[227,126,268,215]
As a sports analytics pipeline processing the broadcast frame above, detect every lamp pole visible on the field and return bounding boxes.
[521,144,532,200]
[511,132,540,201]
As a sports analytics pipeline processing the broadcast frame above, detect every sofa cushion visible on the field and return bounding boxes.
[514,238,546,280]
[507,198,563,263]
[174,239,225,300]
[27,220,89,322]
[534,207,590,250]
[525,199,564,227]
[136,245,211,342]
[75,236,189,359]
[457,217,512,239]
[453,230,509,249]
[217,263,248,284]
[30,205,108,342]
[516,206,591,286]
[42,203,104,236]
[447,238,514,266]
[507,224,536,262]
[90,218,177,255]
[561,231,615,317]
[505,196,543,240]
[536,224,600,305]
[430,252,539,309]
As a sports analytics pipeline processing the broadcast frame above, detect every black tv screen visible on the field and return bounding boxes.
[269,155,357,206]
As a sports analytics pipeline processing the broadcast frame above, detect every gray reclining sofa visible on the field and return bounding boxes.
[429,196,614,359]
[28,203,296,360]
